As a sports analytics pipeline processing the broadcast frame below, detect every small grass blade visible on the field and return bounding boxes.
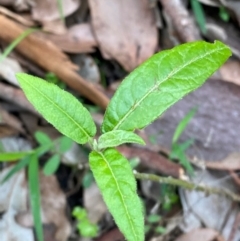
[28,154,43,241]
[1,155,31,183]
[0,151,32,161]
[190,0,206,34]
[0,28,37,62]
[172,108,197,144]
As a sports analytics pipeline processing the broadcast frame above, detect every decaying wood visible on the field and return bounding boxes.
[0,15,109,109]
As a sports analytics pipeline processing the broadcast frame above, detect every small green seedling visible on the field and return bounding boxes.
[145,214,167,235]
[72,206,98,238]
[45,72,66,89]
[190,0,206,34]
[0,131,73,241]
[0,28,37,63]
[170,108,197,175]
[13,41,230,241]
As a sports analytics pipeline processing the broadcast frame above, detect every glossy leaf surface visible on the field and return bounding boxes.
[98,130,145,149]
[16,73,96,144]
[101,41,231,133]
[89,148,144,241]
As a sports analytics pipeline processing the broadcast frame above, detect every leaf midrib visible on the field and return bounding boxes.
[113,46,225,131]
[99,151,138,241]
[23,78,91,141]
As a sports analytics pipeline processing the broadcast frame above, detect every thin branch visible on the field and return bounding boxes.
[134,171,240,202]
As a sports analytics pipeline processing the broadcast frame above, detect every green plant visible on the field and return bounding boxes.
[145,214,167,235]
[45,72,66,89]
[0,28,37,62]
[170,108,197,175]
[72,206,98,238]
[8,41,230,241]
[0,132,73,241]
[219,6,230,22]
[190,0,206,34]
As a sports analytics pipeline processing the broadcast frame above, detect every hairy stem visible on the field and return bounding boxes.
[134,171,240,202]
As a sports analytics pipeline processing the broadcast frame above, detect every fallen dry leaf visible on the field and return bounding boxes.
[0,55,23,86]
[146,78,240,161]
[13,173,71,241]
[175,228,224,241]
[0,105,24,133]
[206,153,240,171]
[0,6,35,26]
[179,169,240,239]
[38,24,97,53]
[41,19,67,35]
[84,182,107,224]
[219,60,240,86]
[89,0,158,71]
[0,168,34,241]
[0,0,30,11]
[0,15,109,109]
[31,0,80,22]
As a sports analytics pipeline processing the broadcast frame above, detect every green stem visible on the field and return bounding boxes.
[134,171,240,202]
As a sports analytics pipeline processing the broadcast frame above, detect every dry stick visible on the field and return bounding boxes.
[134,171,240,202]
[0,14,109,109]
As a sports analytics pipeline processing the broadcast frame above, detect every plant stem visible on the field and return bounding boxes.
[134,171,240,202]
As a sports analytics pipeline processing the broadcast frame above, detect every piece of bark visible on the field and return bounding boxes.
[117,146,183,178]
[0,15,109,109]
[89,0,158,71]
[160,0,201,42]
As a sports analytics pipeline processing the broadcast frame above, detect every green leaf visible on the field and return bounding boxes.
[89,148,144,241]
[172,108,197,143]
[219,6,230,22]
[0,151,31,161]
[34,131,52,146]
[101,41,231,133]
[77,220,98,238]
[16,73,96,144]
[59,136,73,153]
[1,155,31,183]
[28,154,43,241]
[190,0,206,34]
[43,154,60,175]
[98,130,145,149]
[147,214,161,224]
